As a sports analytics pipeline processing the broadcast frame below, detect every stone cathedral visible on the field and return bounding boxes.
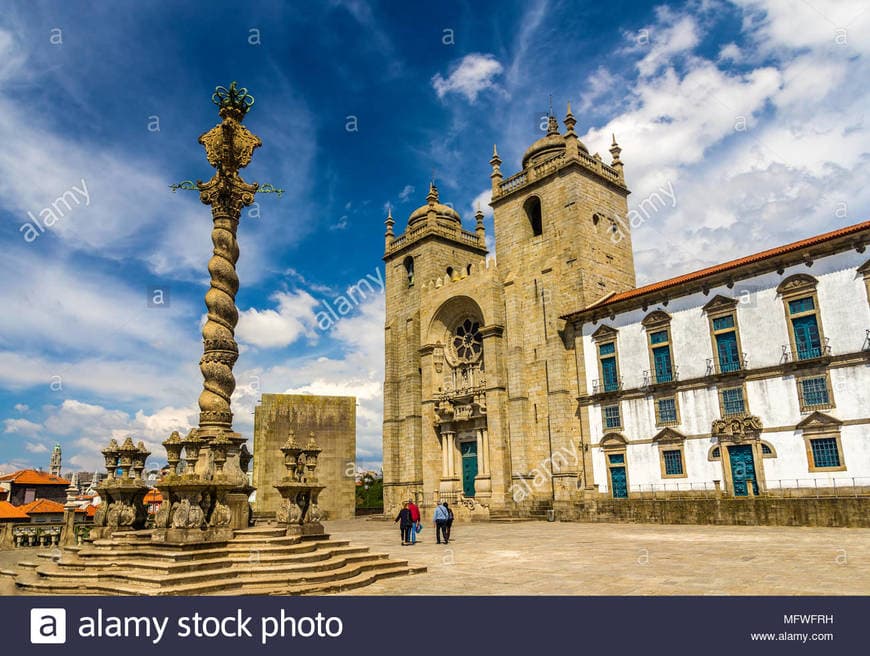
[382,107,636,517]
[384,105,870,526]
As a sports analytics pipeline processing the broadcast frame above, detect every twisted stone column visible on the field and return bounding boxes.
[195,85,261,432]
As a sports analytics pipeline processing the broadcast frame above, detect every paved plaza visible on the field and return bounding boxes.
[0,518,867,595]
[326,518,870,595]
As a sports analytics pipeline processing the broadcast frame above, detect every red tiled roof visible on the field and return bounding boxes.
[19,499,66,514]
[143,489,163,504]
[0,469,70,486]
[0,501,30,520]
[564,220,870,319]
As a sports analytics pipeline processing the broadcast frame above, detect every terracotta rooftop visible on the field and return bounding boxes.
[143,489,163,504]
[564,220,870,320]
[0,501,30,520]
[0,469,70,486]
[19,498,66,514]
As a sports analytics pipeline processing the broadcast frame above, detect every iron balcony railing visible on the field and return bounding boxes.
[592,377,623,394]
[781,337,831,363]
[642,366,679,389]
[705,353,748,376]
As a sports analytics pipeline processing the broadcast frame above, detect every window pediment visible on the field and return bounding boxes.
[651,427,686,444]
[601,432,627,448]
[702,294,738,314]
[591,324,618,342]
[796,411,842,434]
[641,310,671,327]
[776,273,818,296]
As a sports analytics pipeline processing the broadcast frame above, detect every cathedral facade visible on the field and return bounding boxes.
[382,107,870,519]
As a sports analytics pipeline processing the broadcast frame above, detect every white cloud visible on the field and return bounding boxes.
[13,403,28,413]
[398,185,415,201]
[579,66,618,112]
[24,442,48,454]
[432,53,504,102]
[634,9,701,77]
[470,189,493,218]
[718,42,742,62]
[35,399,199,471]
[236,290,321,349]
[3,418,42,437]
[733,0,870,56]
[329,215,349,231]
[575,2,870,283]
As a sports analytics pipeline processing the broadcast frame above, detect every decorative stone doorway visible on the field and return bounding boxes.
[460,438,478,497]
[727,444,758,496]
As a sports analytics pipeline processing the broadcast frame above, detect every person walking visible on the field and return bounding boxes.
[434,501,450,544]
[407,498,421,545]
[443,501,454,541]
[394,501,413,545]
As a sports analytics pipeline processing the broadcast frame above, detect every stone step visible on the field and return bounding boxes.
[33,549,392,589]
[74,538,345,563]
[50,545,372,576]
[18,556,418,596]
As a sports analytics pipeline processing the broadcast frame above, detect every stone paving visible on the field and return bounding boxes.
[326,518,870,595]
[1,519,867,595]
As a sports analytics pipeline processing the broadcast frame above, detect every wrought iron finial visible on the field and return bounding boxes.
[257,183,285,197]
[169,180,199,193]
[211,81,255,116]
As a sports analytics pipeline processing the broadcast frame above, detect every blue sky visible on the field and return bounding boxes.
[1,0,868,474]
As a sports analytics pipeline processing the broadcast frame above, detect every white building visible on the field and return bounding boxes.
[565,221,870,499]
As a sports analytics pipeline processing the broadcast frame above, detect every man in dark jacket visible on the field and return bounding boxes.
[394,502,413,545]
[443,501,454,541]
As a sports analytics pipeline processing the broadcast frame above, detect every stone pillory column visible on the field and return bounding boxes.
[154,83,267,543]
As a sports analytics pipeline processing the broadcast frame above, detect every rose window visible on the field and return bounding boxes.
[453,319,482,362]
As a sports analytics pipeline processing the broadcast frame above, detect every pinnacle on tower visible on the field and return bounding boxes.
[427,181,439,205]
[385,205,394,235]
[475,205,486,243]
[564,102,576,134]
[490,144,503,194]
[610,133,622,162]
[546,113,559,136]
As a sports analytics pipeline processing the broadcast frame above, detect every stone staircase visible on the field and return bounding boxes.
[490,500,553,522]
[2,526,425,595]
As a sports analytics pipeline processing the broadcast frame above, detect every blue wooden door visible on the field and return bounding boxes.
[792,315,821,359]
[461,441,477,497]
[653,346,673,382]
[610,467,627,498]
[601,356,618,391]
[716,331,740,371]
[728,444,758,496]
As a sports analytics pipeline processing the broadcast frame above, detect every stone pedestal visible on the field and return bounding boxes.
[152,477,238,544]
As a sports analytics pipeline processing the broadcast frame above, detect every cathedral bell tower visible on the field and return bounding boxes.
[489,105,636,500]
[382,184,488,511]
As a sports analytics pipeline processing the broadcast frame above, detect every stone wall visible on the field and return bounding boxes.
[557,497,870,527]
[252,394,356,520]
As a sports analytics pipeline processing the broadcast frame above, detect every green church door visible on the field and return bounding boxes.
[460,441,478,497]
[728,444,758,496]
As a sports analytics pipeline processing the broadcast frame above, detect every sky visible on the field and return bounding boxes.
[0,0,867,475]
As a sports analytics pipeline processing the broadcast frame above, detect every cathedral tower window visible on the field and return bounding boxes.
[403,256,414,288]
[523,195,543,237]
